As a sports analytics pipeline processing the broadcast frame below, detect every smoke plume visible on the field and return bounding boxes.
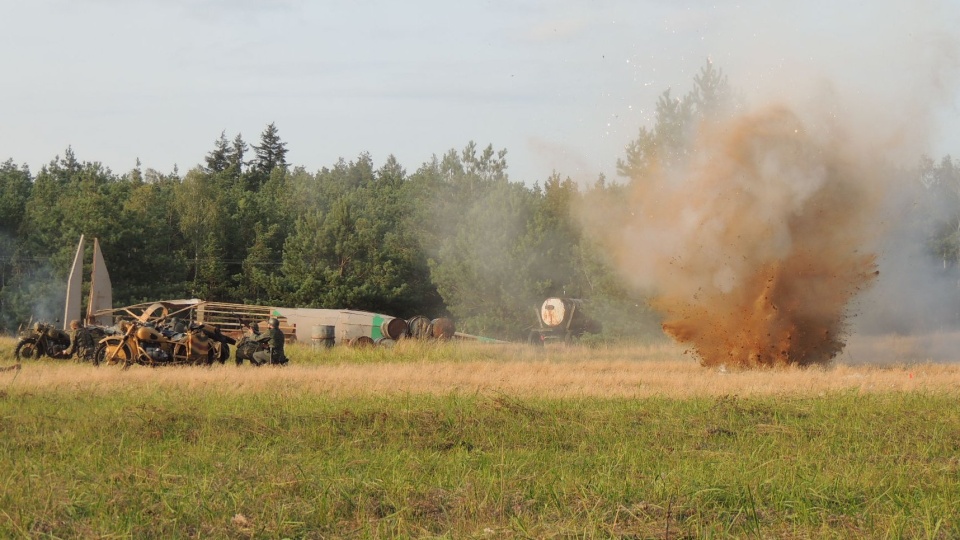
[575,0,960,368]
[580,104,891,367]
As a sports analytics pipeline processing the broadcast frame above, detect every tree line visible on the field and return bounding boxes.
[1,63,958,339]
[0,121,659,340]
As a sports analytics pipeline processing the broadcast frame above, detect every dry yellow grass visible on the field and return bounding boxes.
[2,336,959,398]
[843,329,960,363]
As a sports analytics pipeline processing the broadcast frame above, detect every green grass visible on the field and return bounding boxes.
[0,336,958,538]
[0,382,958,538]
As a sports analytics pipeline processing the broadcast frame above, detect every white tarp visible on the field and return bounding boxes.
[87,238,113,326]
[63,235,85,330]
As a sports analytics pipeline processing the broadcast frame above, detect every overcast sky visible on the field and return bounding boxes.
[2,0,959,184]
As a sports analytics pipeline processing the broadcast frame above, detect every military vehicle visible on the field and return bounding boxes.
[528,297,601,345]
[15,321,72,360]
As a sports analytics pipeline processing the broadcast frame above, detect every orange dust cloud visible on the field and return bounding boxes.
[581,105,884,368]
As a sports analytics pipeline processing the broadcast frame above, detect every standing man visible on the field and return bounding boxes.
[252,318,288,365]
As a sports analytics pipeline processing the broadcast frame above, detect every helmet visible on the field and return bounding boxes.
[269,318,279,329]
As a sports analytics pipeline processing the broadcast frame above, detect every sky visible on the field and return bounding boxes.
[1,0,959,185]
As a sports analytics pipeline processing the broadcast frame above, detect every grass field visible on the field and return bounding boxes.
[1,336,959,538]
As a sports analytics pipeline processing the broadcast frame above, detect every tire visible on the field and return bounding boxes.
[173,342,202,366]
[218,343,229,364]
[95,342,134,367]
[15,339,40,361]
[172,343,189,364]
[206,348,216,366]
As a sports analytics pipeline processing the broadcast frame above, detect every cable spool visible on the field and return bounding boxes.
[380,317,408,340]
[375,337,396,348]
[540,297,570,327]
[431,317,455,339]
[349,336,375,348]
[407,315,432,339]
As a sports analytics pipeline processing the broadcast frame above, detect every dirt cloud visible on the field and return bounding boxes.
[580,105,887,367]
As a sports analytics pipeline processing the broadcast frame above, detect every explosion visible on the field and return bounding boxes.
[583,105,883,368]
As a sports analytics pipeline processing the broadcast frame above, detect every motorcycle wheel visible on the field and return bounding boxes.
[15,339,40,361]
[94,342,134,367]
[172,343,189,364]
[218,343,229,364]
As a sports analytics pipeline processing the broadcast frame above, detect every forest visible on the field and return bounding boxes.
[1,63,958,340]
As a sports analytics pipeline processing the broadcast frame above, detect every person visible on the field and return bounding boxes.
[64,319,95,362]
[235,321,265,366]
[160,317,179,338]
[252,318,287,365]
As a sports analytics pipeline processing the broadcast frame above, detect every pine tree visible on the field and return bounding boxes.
[616,60,732,182]
[230,133,248,175]
[251,123,288,178]
[0,160,32,237]
[690,59,732,122]
[204,131,233,173]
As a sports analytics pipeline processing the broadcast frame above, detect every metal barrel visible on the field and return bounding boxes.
[407,315,432,339]
[311,325,336,348]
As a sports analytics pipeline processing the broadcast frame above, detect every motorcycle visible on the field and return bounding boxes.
[94,320,219,368]
[15,321,71,361]
[193,322,234,364]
